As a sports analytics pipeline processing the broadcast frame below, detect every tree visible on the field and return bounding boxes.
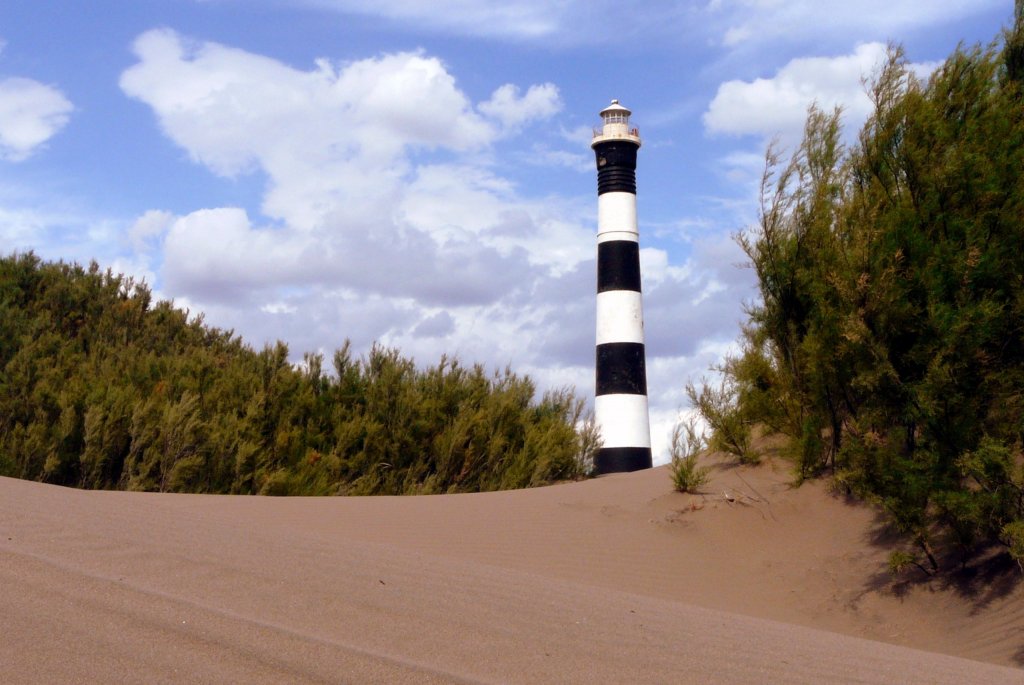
[694,12,1024,570]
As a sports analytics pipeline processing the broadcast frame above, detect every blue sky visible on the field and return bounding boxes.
[0,1,1013,461]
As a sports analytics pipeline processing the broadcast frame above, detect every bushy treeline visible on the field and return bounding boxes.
[692,15,1024,570]
[0,253,595,495]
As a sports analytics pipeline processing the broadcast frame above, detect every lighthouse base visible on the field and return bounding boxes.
[594,446,652,475]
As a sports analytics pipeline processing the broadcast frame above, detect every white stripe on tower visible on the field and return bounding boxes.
[596,290,643,344]
[597,192,637,243]
[591,99,652,474]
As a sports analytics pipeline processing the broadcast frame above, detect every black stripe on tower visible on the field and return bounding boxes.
[594,141,637,195]
[594,447,651,474]
[595,342,647,396]
[597,241,641,293]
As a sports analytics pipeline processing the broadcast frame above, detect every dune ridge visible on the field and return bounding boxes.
[2,456,1022,683]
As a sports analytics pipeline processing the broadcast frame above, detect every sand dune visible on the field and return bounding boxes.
[2,456,1022,683]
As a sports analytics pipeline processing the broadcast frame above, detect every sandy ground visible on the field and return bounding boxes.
[2,454,1023,684]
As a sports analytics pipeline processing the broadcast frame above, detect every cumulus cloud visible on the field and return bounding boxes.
[119,29,570,231]
[643,235,754,359]
[705,42,885,141]
[120,30,495,227]
[412,310,456,338]
[704,42,939,143]
[128,209,174,252]
[479,83,561,133]
[0,77,73,161]
[119,30,587,352]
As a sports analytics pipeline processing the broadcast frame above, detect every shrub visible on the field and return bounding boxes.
[668,416,710,493]
[686,378,757,464]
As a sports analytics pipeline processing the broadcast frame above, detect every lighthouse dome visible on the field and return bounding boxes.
[599,99,632,121]
[592,99,640,148]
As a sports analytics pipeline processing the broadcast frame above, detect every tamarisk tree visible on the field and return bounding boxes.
[693,10,1024,571]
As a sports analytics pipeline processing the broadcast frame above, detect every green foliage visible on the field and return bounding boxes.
[0,253,591,496]
[888,549,934,577]
[700,13,1024,568]
[686,377,757,464]
[668,417,710,493]
[1002,521,1024,569]
[887,550,914,575]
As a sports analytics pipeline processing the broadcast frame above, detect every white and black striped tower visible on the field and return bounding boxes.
[591,99,652,474]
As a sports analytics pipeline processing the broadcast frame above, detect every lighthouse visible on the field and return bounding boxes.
[591,100,652,474]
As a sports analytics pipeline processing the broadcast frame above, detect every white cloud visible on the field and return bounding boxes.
[120,29,501,229]
[516,146,591,174]
[0,193,163,298]
[0,77,73,161]
[118,30,588,351]
[307,0,565,38]
[261,301,298,315]
[645,336,747,466]
[160,208,303,296]
[707,0,1005,50]
[701,41,942,258]
[412,310,456,338]
[128,209,175,252]
[558,123,593,146]
[705,42,888,141]
[0,203,53,244]
[479,83,561,132]
[643,233,754,360]
[704,42,940,144]
[287,0,708,45]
